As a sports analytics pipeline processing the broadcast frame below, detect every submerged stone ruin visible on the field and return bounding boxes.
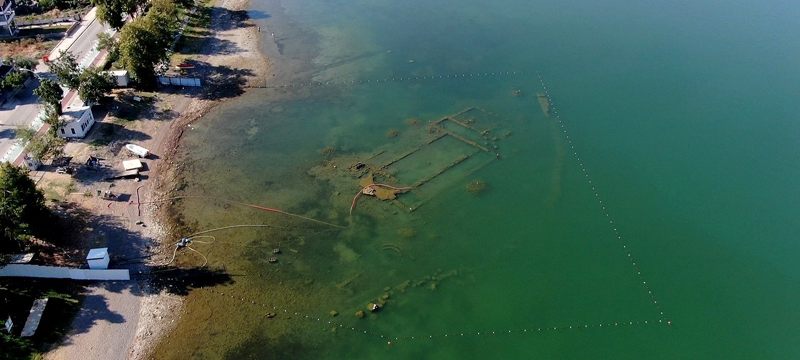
[309,107,511,215]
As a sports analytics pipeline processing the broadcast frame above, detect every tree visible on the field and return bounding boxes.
[48,51,80,90]
[93,0,138,30]
[33,78,64,114]
[41,106,65,136]
[119,18,167,87]
[78,67,114,105]
[0,163,50,253]
[25,133,66,163]
[96,32,120,64]
[149,0,180,27]
[0,71,26,90]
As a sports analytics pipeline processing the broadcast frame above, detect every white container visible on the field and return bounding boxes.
[86,248,110,269]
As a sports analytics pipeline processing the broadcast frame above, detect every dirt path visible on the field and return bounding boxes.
[43,0,269,358]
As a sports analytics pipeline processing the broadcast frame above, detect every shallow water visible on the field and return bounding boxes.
[154,0,800,358]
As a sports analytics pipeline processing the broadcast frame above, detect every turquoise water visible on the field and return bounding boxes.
[155,0,800,358]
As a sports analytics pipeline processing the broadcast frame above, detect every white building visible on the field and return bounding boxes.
[58,104,95,139]
[107,70,130,87]
[0,0,17,37]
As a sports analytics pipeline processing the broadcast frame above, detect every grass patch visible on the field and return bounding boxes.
[41,179,76,201]
[171,0,213,65]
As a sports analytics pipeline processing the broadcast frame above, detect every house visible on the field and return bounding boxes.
[0,0,17,37]
[58,104,95,138]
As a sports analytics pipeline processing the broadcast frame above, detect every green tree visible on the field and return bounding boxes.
[119,17,169,87]
[0,71,26,90]
[0,163,50,253]
[33,78,64,114]
[96,32,120,64]
[78,67,115,105]
[41,106,66,136]
[26,133,66,162]
[149,0,180,26]
[93,0,138,30]
[48,51,80,90]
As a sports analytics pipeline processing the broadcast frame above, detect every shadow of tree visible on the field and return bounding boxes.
[246,10,271,20]
[132,266,234,296]
[200,64,254,99]
[178,35,242,56]
[215,8,255,32]
[175,59,254,100]
[22,202,236,343]
[0,126,17,139]
[65,293,125,334]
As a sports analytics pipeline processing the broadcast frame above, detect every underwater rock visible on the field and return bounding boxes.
[320,146,336,158]
[329,310,339,317]
[355,310,365,318]
[381,293,390,301]
[386,129,400,138]
[397,227,416,238]
[466,180,487,195]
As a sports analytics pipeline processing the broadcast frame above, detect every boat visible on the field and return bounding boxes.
[125,144,150,158]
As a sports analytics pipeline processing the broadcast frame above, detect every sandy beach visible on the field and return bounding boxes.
[42,0,270,357]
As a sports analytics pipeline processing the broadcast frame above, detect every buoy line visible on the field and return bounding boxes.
[199,286,667,346]
[250,70,528,89]
[537,73,670,324]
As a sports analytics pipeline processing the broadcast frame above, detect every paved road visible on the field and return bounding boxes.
[0,78,41,160]
[45,8,110,66]
[1,7,109,163]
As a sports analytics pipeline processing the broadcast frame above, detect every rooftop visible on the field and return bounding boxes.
[59,104,91,123]
[86,247,108,260]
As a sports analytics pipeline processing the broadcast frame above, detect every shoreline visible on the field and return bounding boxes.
[40,0,271,357]
[130,0,271,356]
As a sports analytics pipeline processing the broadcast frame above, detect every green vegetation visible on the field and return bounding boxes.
[0,279,84,360]
[16,108,67,163]
[119,0,180,88]
[15,0,91,12]
[78,67,114,105]
[27,133,66,163]
[0,70,27,91]
[33,78,64,114]
[92,0,138,30]
[5,56,38,71]
[96,32,120,66]
[48,51,80,90]
[0,163,52,253]
[172,0,212,64]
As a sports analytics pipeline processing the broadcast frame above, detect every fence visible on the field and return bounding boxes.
[0,264,130,280]
[158,76,201,87]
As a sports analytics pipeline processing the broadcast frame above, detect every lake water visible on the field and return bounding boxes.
[153,0,800,358]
